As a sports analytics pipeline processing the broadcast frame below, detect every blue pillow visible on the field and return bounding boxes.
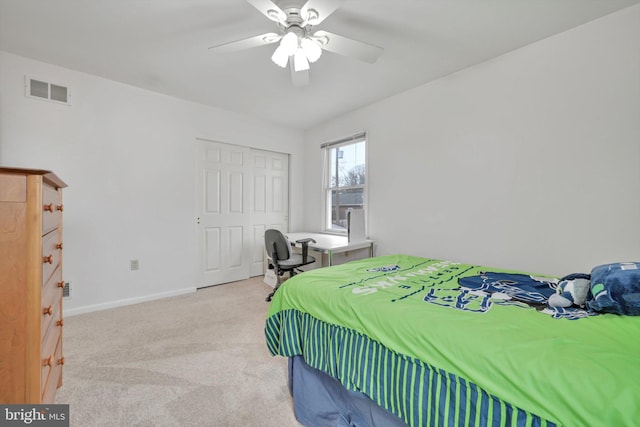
[587,262,640,315]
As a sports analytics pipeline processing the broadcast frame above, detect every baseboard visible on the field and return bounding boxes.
[63,287,197,317]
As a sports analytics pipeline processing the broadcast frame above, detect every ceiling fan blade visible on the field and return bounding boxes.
[246,0,287,24]
[313,30,383,64]
[289,62,309,87]
[208,33,281,53]
[301,0,346,25]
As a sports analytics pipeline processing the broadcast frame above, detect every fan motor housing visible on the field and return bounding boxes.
[283,7,303,25]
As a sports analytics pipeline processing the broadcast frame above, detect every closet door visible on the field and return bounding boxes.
[249,149,289,277]
[196,140,289,287]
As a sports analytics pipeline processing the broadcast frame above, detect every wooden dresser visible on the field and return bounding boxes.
[0,167,67,404]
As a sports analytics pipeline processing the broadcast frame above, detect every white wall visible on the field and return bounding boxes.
[0,51,305,314]
[303,5,640,276]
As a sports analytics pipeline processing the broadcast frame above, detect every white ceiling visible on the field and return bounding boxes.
[1,0,639,130]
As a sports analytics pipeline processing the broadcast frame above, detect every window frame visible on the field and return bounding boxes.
[321,133,368,235]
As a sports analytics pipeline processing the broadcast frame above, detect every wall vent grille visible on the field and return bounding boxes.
[25,76,71,105]
[63,282,71,299]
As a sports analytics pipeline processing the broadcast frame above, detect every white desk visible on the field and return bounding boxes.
[286,232,374,266]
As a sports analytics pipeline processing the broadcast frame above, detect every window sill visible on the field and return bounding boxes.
[321,230,347,237]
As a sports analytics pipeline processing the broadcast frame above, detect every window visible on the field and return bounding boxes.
[322,133,367,233]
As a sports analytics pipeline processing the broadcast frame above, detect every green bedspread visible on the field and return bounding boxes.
[266,254,640,427]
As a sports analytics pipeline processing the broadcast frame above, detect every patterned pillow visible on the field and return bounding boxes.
[550,274,591,307]
[587,262,640,315]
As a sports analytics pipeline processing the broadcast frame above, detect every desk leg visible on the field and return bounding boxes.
[369,243,373,258]
[328,250,333,266]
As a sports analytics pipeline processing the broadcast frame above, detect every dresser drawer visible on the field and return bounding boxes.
[41,329,59,392]
[42,336,63,403]
[42,184,62,236]
[41,267,63,341]
[42,229,62,285]
[41,299,62,344]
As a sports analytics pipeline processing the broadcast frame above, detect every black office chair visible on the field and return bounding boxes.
[265,229,316,302]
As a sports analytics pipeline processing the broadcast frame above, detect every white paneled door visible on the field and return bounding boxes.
[197,140,288,287]
[249,148,289,277]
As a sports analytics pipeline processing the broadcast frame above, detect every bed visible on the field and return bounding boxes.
[265,254,640,427]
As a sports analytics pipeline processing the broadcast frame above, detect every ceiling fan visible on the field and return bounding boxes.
[208,0,383,86]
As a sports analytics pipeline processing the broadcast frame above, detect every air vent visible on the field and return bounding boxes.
[25,76,71,105]
[63,281,71,299]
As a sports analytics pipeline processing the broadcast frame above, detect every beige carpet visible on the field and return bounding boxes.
[55,277,301,427]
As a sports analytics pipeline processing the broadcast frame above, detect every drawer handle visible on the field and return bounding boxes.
[57,319,64,327]
[43,355,54,367]
[57,357,65,366]
[43,203,53,212]
[43,305,53,316]
[57,281,65,288]
[56,204,64,212]
[56,243,63,250]
[43,254,54,264]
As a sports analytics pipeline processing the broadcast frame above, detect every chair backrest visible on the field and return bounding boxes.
[265,229,291,262]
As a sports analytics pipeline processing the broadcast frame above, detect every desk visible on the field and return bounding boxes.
[286,232,374,266]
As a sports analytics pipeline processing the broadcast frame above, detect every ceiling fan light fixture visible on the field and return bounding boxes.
[280,31,299,56]
[294,49,310,72]
[271,45,289,68]
[271,30,299,68]
[211,1,383,85]
[301,37,322,63]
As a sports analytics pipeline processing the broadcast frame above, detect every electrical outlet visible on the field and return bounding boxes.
[130,259,139,271]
